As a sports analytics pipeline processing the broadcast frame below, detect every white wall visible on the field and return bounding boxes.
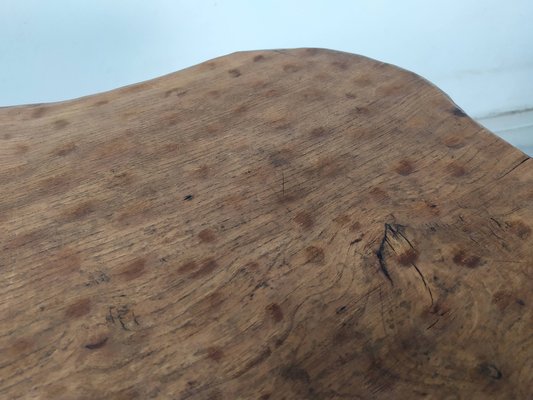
[1,1,532,125]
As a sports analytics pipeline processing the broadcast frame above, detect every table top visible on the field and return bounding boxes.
[0,48,531,399]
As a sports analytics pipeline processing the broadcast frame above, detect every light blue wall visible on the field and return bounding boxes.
[1,0,532,120]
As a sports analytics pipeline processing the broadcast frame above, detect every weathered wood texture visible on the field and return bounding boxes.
[0,49,532,399]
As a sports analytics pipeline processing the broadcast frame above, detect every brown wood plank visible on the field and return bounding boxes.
[0,48,531,399]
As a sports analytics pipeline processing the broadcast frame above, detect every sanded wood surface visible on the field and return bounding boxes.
[0,48,532,399]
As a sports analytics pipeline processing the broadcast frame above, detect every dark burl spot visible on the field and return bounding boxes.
[65,298,91,318]
[345,93,357,99]
[305,246,325,265]
[207,347,224,362]
[195,165,210,179]
[353,75,374,87]
[370,187,389,201]
[309,126,332,139]
[313,157,344,178]
[478,362,502,380]
[378,83,405,97]
[178,261,197,274]
[66,201,95,221]
[107,171,135,189]
[508,220,531,239]
[331,61,348,70]
[266,303,284,322]
[294,211,314,230]
[228,69,241,78]
[269,117,292,131]
[6,229,46,250]
[253,54,265,62]
[269,148,293,167]
[198,229,216,243]
[246,261,259,269]
[165,112,181,127]
[492,291,512,311]
[207,390,223,400]
[395,159,414,176]
[205,123,223,135]
[397,248,419,266]
[194,291,225,312]
[351,106,371,116]
[32,107,47,119]
[447,162,466,177]
[400,300,411,310]
[54,119,70,130]
[233,104,248,114]
[164,88,188,98]
[283,64,301,73]
[162,143,178,153]
[53,142,77,157]
[492,291,525,311]
[115,388,141,400]
[333,322,366,345]
[55,248,82,275]
[14,144,29,155]
[280,364,310,383]
[260,394,271,400]
[264,89,279,98]
[364,359,399,392]
[85,337,108,350]
[119,258,147,281]
[44,174,73,194]
[333,215,350,226]
[191,258,218,278]
[12,338,34,356]
[453,250,481,268]
[301,88,325,102]
[452,107,467,117]
[349,221,361,232]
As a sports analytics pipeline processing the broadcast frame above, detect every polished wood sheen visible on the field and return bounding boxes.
[0,49,532,399]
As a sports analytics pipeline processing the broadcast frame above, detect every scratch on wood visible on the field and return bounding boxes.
[498,156,530,180]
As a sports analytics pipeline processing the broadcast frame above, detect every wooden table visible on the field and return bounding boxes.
[1,49,531,399]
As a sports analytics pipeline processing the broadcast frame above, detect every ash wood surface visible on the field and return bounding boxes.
[0,48,532,400]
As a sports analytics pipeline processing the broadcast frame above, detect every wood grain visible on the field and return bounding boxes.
[0,48,532,399]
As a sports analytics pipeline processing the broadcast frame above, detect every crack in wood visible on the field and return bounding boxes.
[376,223,395,285]
[375,223,433,306]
